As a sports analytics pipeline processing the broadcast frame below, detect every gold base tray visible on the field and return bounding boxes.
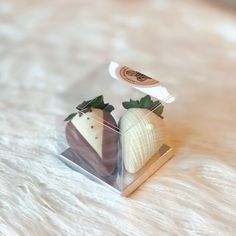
[59,144,174,197]
[121,145,174,196]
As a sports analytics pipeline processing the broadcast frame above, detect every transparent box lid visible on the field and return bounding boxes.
[58,62,175,196]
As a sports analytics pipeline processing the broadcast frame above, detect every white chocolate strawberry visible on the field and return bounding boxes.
[120,95,165,173]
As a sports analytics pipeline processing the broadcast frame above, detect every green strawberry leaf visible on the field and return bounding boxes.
[140,95,154,109]
[152,101,164,117]
[122,101,131,109]
[103,104,115,112]
[64,113,77,121]
[122,99,141,109]
[122,95,164,118]
[76,95,106,111]
[76,100,92,111]
[65,95,114,122]
[90,95,103,108]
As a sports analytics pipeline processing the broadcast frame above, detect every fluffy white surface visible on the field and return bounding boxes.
[0,0,236,235]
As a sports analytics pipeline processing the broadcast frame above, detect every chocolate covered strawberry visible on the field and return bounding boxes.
[119,95,165,174]
[64,96,119,177]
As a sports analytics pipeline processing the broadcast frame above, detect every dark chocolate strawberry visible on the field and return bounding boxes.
[64,96,119,177]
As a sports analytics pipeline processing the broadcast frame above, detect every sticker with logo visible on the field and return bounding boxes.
[119,66,159,87]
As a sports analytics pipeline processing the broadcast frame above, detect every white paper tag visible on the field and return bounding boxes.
[109,61,175,103]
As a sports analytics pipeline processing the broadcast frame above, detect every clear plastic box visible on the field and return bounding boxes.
[58,62,174,196]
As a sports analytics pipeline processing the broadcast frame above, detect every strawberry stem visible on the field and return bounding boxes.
[122,95,164,117]
[64,95,114,122]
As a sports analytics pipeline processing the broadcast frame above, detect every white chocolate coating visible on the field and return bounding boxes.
[71,109,104,158]
[120,108,165,173]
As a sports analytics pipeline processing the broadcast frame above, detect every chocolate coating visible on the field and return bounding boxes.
[65,111,119,177]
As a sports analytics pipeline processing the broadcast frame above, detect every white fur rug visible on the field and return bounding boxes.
[0,0,236,235]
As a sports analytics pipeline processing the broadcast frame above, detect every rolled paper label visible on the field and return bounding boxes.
[109,61,175,103]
